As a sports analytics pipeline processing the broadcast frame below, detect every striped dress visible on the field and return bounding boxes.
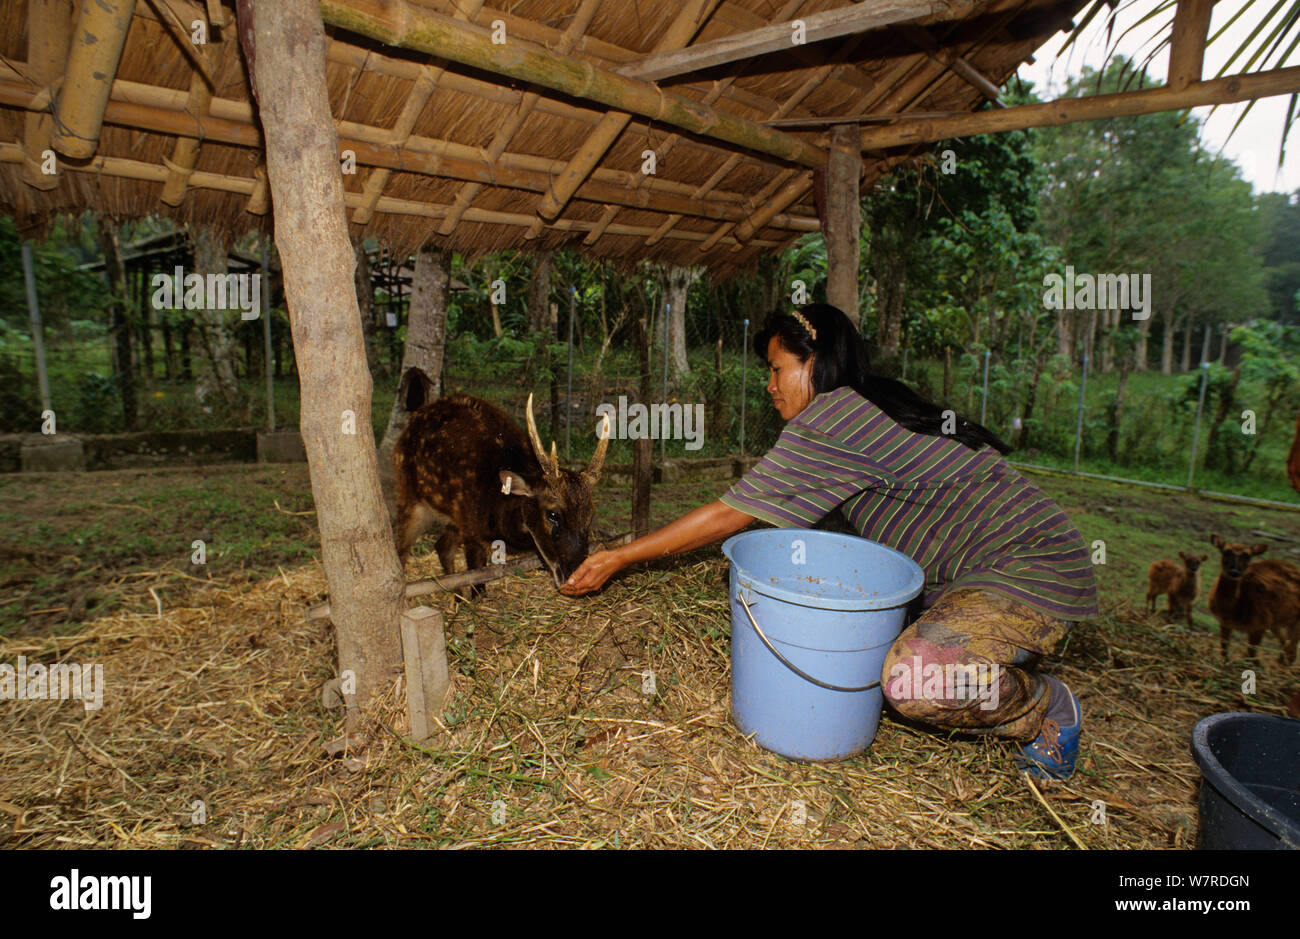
[720,386,1099,621]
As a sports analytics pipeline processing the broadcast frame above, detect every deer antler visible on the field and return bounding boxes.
[525,393,559,481]
[585,412,611,483]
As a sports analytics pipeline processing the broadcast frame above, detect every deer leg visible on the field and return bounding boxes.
[435,526,462,578]
[1278,627,1297,667]
[1246,630,1264,663]
[396,501,437,563]
[1220,624,1231,662]
[462,539,490,599]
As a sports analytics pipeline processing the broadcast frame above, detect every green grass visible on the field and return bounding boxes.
[6,460,1300,646]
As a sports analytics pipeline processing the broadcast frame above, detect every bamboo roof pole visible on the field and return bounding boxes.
[650,28,864,249]
[20,60,780,208]
[726,0,1025,248]
[0,76,820,229]
[316,0,827,169]
[895,23,1005,104]
[588,0,813,248]
[526,0,723,236]
[351,0,487,225]
[322,40,779,176]
[160,41,219,206]
[617,0,985,82]
[246,163,269,215]
[438,0,603,236]
[49,0,134,159]
[21,0,73,190]
[693,20,952,252]
[0,141,790,249]
[1168,0,1215,90]
[858,64,1300,149]
[702,47,935,248]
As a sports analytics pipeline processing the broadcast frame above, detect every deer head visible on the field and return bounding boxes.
[498,394,610,587]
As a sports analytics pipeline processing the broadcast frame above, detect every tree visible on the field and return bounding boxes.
[250,0,406,722]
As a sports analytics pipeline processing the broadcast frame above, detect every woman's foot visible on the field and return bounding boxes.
[1014,675,1081,780]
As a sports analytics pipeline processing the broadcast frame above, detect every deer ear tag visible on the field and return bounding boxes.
[501,475,513,495]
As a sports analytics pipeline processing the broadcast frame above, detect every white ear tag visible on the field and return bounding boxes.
[501,476,513,495]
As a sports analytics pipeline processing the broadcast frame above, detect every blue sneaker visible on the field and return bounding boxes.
[1015,676,1081,780]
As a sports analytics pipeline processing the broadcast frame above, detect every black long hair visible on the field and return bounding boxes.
[754,303,1011,454]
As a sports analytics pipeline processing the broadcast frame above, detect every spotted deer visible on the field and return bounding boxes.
[1146,551,1207,626]
[393,393,609,590]
[1207,534,1300,665]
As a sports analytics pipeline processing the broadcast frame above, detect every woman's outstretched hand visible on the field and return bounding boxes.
[560,549,625,596]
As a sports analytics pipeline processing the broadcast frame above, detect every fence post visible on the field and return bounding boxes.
[1073,353,1089,471]
[566,285,575,460]
[21,241,52,416]
[740,318,749,456]
[1188,359,1210,488]
[980,348,991,424]
[261,238,275,431]
[661,303,669,462]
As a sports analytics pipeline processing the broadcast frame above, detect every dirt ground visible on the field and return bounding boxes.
[1,462,1297,848]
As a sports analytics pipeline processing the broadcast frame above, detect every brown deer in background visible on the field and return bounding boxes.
[1207,534,1300,665]
[1288,406,1300,495]
[394,393,609,592]
[1146,551,1207,626]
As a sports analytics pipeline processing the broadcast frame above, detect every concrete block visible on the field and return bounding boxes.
[257,430,307,463]
[20,436,85,472]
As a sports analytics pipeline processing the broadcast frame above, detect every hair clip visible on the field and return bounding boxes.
[792,309,818,341]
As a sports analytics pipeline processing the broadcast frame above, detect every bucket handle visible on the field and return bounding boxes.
[737,589,881,693]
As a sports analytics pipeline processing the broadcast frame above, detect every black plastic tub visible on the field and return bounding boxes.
[1191,712,1300,850]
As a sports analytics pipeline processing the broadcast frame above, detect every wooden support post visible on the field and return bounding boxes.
[825,123,862,324]
[1168,0,1215,91]
[22,0,73,190]
[400,606,451,742]
[248,0,406,720]
[50,0,134,159]
[317,0,826,170]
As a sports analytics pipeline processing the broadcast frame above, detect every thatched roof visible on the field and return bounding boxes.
[0,0,1088,272]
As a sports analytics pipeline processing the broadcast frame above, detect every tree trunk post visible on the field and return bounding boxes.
[826,124,862,325]
[191,225,243,410]
[246,0,406,722]
[98,218,137,431]
[664,265,698,383]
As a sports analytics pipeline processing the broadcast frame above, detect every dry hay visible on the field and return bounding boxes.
[3,549,1293,850]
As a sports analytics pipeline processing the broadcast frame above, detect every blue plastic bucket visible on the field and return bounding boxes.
[721,529,925,761]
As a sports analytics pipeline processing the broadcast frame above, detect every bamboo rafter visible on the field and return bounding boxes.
[0,141,789,249]
[316,0,829,170]
[858,63,1300,149]
[527,0,724,236]
[436,0,603,237]
[653,24,869,250]
[0,66,819,231]
[721,0,1028,250]
[21,0,73,191]
[584,0,816,249]
[349,0,487,225]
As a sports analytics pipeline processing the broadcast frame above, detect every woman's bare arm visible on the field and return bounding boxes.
[561,500,754,595]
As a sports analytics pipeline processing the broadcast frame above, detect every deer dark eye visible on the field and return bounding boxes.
[546,511,561,525]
